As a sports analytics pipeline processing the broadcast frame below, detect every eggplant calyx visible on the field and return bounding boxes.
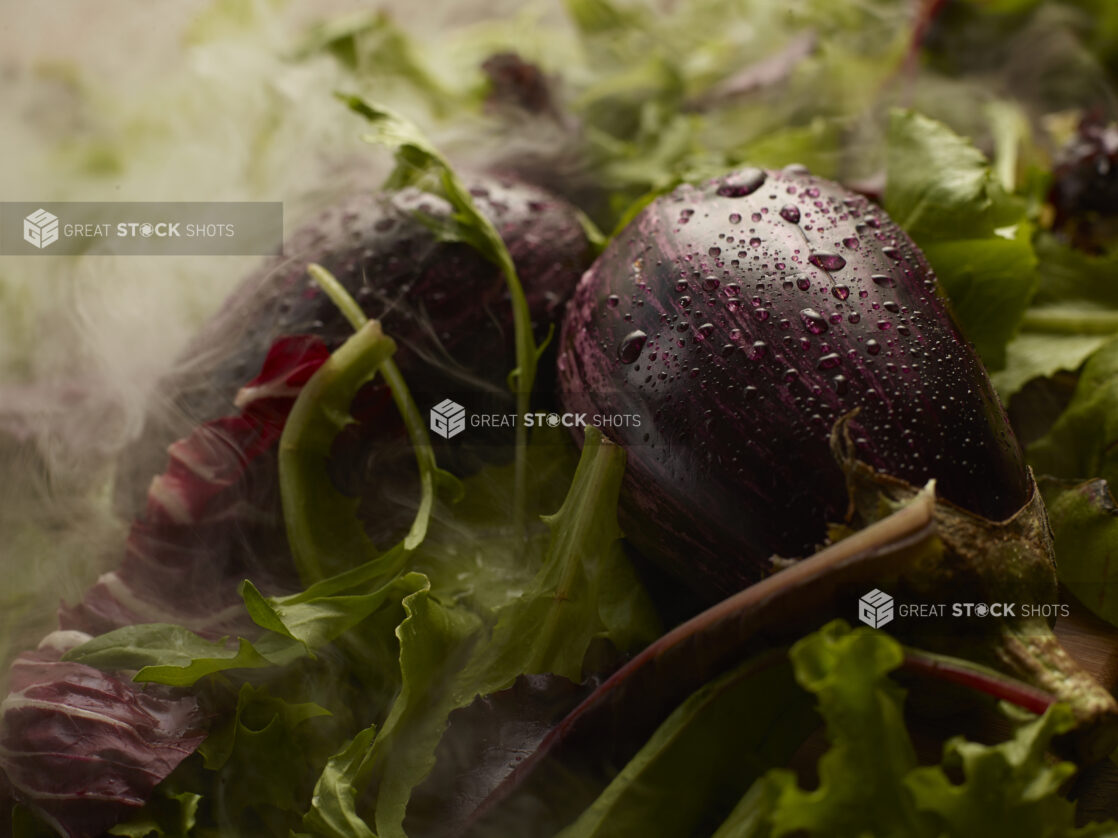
[831,412,1118,755]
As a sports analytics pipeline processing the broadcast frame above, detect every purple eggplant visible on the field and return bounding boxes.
[558,166,1030,599]
[117,173,594,517]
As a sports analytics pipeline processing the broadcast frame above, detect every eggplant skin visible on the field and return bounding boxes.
[558,166,1030,599]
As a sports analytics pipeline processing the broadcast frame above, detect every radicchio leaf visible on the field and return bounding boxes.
[0,635,207,838]
[0,336,329,838]
[58,336,329,637]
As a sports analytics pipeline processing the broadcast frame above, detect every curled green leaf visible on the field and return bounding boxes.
[301,724,380,838]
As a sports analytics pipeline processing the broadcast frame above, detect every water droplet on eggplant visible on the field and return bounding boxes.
[614,329,650,367]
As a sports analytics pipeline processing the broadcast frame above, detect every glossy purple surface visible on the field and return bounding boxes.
[558,167,1029,599]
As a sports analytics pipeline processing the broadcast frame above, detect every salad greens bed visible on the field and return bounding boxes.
[10,0,1118,835]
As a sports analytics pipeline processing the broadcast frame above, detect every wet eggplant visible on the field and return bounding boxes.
[558,165,1029,598]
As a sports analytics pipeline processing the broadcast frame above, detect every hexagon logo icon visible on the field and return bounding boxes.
[23,209,60,249]
[858,588,894,629]
[430,398,466,439]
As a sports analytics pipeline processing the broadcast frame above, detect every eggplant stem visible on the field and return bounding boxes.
[988,621,1118,760]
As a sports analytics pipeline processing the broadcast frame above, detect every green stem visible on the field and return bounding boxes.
[279,320,396,584]
[496,247,536,539]
[309,263,367,331]
[338,97,540,542]
[1021,308,1118,335]
[436,173,538,538]
[305,263,443,556]
[378,356,439,550]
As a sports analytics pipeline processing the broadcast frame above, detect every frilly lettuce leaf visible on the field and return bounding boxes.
[351,428,659,838]
[763,622,929,837]
[905,707,1082,836]
[713,621,1118,838]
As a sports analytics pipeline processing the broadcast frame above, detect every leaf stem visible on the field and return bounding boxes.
[309,263,367,331]
[437,174,536,538]
[900,647,1054,715]
[339,96,540,541]
[308,263,444,552]
[279,320,395,584]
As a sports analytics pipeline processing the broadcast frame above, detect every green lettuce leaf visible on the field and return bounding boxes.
[993,235,1118,398]
[885,109,1038,369]
[63,570,428,688]
[763,622,931,837]
[1040,477,1118,628]
[905,706,1081,835]
[61,624,287,687]
[407,425,579,617]
[474,426,660,680]
[714,621,1118,838]
[300,725,379,838]
[196,684,333,829]
[558,650,815,838]
[197,683,332,772]
[992,332,1111,400]
[886,109,1024,237]
[325,428,659,838]
[105,790,201,838]
[1029,336,1118,485]
[240,571,428,654]
[364,580,485,837]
